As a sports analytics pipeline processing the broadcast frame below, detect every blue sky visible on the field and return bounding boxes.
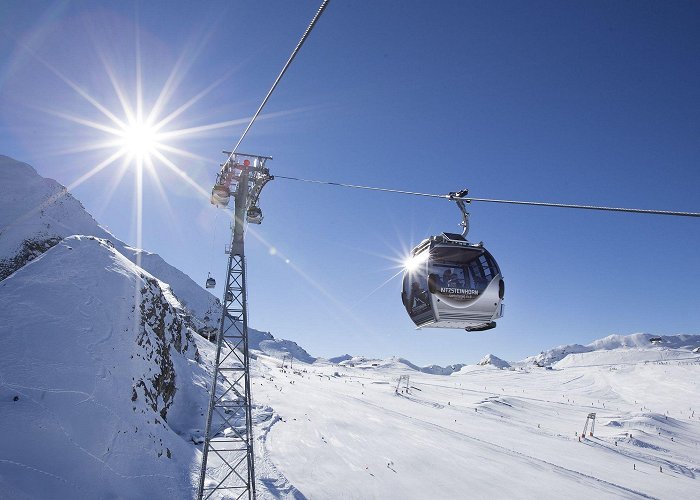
[1,1,699,365]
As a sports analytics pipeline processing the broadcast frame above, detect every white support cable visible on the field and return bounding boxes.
[457,196,700,218]
[226,0,331,162]
[275,175,445,198]
[274,175,700,218]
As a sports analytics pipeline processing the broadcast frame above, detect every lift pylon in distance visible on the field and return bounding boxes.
[582,412,596,438]
[198,152,273,500]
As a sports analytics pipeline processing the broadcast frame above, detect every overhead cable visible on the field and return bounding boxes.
[275,175,700,218]
[227,0,331,161]
[453,196,700,218]
[275,175,445,199]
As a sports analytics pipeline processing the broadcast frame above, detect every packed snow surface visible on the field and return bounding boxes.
[254,344,700,499]
[0,236,211,498]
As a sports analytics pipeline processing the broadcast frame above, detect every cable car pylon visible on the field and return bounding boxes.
[196,1,329,496]
[197,152,273,500]
[582,412,597,438]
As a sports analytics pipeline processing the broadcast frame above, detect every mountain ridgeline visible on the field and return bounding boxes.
[0,155,221,335]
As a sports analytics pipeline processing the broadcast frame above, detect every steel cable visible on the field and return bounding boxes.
[275,175,700,218]
[227,0,331,161]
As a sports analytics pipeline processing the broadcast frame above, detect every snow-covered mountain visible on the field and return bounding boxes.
[524,333,700,367]
[327,354,353,364]
[0,156,298,498]
[417,362,467,375]
[0,155,220,333]
[0,236,211,498]
[477,353,511,369]
[250,329,316,363]
[331,354,466,375]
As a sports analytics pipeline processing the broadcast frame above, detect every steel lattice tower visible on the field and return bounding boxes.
[198,153,273,499]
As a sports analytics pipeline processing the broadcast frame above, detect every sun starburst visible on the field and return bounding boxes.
[118,118,161,160]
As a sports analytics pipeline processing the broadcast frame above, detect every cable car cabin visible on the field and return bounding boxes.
[247,206,263,224]
[205,273,216,289]
[401,233,504,332]
[210,160,248,208]
[210,185,230,208]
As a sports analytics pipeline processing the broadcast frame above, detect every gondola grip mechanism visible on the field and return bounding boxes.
[447,189,471,238]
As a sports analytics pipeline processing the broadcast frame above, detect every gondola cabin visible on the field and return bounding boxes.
[401,233,504,331]
[210,185,231,208]
[205,273,216,289]
[247,206,263,224]
[210,159,250,208]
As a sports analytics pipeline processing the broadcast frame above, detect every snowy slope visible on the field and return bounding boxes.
[254,339,700,499]
[524,333,700,367]
[0,155,220,330]
[0,236,211,498]
[250,329,316,363]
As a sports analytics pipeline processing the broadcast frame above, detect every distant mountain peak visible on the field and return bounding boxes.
[524,333,700,366]
[477,354,511,369]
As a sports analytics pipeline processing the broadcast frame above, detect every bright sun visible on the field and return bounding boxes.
[42,43,253,206]
[118,120,160,160]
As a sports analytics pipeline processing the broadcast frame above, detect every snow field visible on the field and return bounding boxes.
[0,237,209,499]
[252,350,700,499]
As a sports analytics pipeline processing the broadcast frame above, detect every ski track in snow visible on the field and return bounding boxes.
[300,382,658,499]
[256,413,307,500]
[3,381,179,482]
[562,375,585,384]
[0,459,86,494]
[255,350,700,499]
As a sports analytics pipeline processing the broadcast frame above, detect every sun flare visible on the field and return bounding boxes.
[404,251,429,272]
[119,120,161,160]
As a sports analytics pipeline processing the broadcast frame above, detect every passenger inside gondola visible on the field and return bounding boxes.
[441,269,455,287]
[441,268,467,288]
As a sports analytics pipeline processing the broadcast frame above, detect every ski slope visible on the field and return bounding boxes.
[0,236,211,499]
[2,156,698,498]
[252,347,700,499]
